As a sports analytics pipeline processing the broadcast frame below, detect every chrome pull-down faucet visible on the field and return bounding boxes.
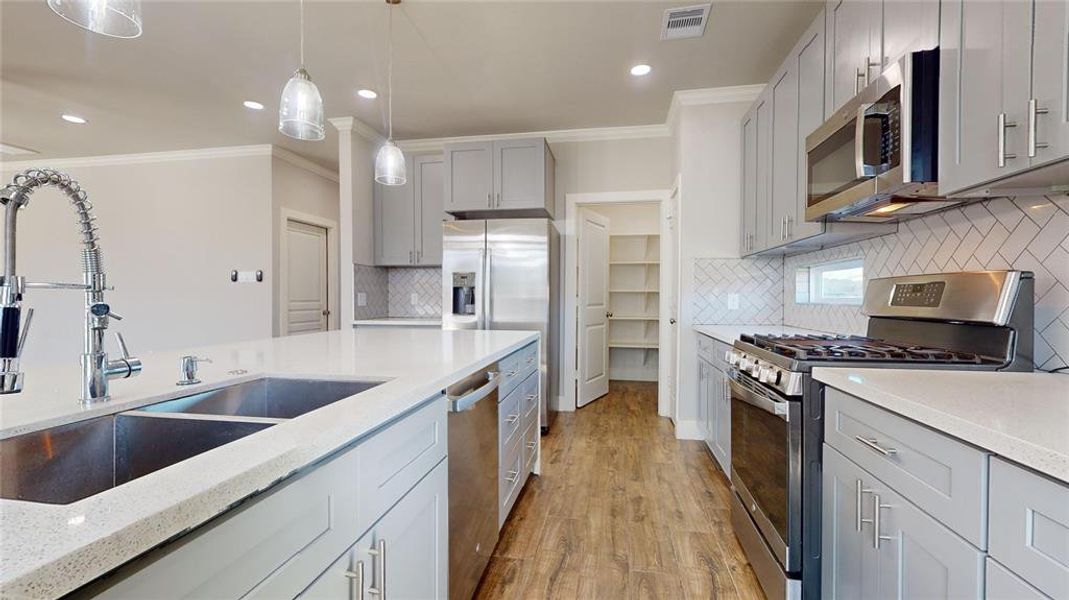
[0,168,142,403]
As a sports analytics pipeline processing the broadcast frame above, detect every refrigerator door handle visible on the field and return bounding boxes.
[485,248,494,328]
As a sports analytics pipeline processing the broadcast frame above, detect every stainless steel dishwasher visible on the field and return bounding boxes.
[446,364,500,600]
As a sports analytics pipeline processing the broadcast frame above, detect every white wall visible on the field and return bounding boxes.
[586,202,660,235]
[270,156,341,335]
[1,153,274,368]
[674,100,751,437]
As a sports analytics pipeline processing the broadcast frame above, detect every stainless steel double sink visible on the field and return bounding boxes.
[0,378,381,505]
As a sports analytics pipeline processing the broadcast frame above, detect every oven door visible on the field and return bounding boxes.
[729,368,803,574]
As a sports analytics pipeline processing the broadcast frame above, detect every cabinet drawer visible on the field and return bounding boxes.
[95,448,360,600]
[499,385,523,451]
[354,397,447,537]
[519,370,538,421]
[987,558,1051,600]
[697,333,731,371]
[989,458,1069,599]
[499,342,537,397]
[522,418,538,473]
[824,388,989,547]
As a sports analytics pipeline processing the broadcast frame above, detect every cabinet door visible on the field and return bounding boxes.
[444,141,493,212]
[493,138,546,210]
[374,164,416,266]
[770,63,799,247]
[356,458,448,600]
[697,359,709,440]
[414,154,444,266]
[794,11,827,240]
[881,0,939,67]
[299,546,361,599]
[822,446,877,600]
[755,92,772,252]
[1031,0,1069,166]
[826,0,880,114]
[711,369,730,475]
[940,0,1020,194]
[704,363,716,450]
[740,108,758,255]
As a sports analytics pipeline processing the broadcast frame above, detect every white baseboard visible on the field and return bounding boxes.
[674,419,704,440]
[551,395,574,412]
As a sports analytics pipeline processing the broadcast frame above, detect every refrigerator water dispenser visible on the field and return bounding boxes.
[451,272,476,315]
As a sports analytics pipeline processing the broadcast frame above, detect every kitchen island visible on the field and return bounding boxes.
[0,327,538,599]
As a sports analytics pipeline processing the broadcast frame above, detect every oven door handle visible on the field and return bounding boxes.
[728,373,790,421]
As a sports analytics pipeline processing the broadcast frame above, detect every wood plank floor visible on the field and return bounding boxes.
[475,380,766,600]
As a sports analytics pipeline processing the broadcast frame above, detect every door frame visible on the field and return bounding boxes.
[278,208,340,335]
[561,189,673,413]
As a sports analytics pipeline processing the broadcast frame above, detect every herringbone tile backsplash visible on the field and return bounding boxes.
[388,268,443,317]
[693,257,783,324]
[782,195,1069,370]
[353,264,388,320]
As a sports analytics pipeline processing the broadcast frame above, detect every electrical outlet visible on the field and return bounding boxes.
[410,293,419,306]
[357,292,367,307]
[727,293,740,310]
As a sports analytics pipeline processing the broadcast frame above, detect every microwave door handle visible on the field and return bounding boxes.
[854,103,872,179]
[728,372,790,421]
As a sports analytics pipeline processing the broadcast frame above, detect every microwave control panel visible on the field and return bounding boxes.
[890,281,946,307]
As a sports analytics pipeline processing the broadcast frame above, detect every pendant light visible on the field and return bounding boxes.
[278,0,325,141]
[48,0,143,38]
[374,0,406,186]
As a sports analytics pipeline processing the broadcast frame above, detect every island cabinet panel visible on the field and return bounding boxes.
[986,558,1051,600]
[87,396,447,600]
[822,446,984,600]
[301,459,448,600]
[989,457,1069,599]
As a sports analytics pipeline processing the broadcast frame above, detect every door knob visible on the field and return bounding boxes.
[670,318,677,325]
[606,312,613,318]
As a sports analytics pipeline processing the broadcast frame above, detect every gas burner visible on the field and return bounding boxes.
[740,333,997,365]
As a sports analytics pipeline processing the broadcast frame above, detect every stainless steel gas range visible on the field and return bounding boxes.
[724,271,1035,600]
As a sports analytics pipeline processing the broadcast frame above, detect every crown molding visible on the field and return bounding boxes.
[395,84,764,153]
[0,144,273,171]
[665,84,765,131]
[271,146,339,182]
[328,116,384,144]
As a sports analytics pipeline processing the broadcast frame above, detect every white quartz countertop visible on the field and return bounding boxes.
[352,317,441,327]
[0,328,537,598]
[693,324,834,345]
[814,368,1069,484]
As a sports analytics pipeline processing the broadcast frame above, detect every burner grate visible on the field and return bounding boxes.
[741,333,996,365]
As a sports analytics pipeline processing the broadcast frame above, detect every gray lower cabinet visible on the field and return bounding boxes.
[987,558,1051,600]
[444,137,554,217]
[300,458,448,599]
[822,445,984,599]
[374,153,443,266]
[87,398,448,599]
[696,334,730,475]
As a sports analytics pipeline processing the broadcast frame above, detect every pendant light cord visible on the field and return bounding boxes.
[299,0,305,67]
[387,3,394,141]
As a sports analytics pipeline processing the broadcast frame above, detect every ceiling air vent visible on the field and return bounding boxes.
[661,4,712,40]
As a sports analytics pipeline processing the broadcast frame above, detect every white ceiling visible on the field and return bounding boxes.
[1,1,822,170]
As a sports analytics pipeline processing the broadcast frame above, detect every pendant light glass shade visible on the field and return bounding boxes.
[375,140,406,185]
[278,67,325,141]
[47,0,142,38]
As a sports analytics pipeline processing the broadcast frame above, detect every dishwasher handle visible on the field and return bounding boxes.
[448,371,501,412]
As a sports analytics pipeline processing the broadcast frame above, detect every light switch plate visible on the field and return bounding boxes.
[357,292,367,307]
[727,293,740,310]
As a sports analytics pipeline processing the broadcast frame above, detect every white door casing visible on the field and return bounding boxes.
[659,182,680,418]
[577,208,610,407]
[284,219,329,335]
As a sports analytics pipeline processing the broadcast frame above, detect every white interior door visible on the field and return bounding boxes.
[660,188,680,418]
[577,208,610,407]
[285,219,329,335]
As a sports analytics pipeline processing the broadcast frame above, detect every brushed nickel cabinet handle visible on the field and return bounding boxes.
[998,113,1018,167]
[344,560,365,600]
[873,495,892,549]
[855,435,897,456]
[367,539,385,597]
[855,479,876,532]
[1029,98,1050,157]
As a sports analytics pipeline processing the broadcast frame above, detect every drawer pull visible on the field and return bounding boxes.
[855,436,897,456]
[505,470,519,483]
[526,394,536,401]
[526,441,536,450]
[527,356,535,364]
[505,414,519,424]
[344,561,365,600]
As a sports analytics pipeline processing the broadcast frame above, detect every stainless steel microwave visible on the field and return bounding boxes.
[805,48,955,223]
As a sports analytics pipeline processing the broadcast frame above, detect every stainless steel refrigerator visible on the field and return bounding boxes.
[442,218,558,432]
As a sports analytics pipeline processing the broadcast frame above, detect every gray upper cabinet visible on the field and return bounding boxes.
[770,63,799,247]
[941,0,1069,196]
[374,154,443,266]
[825,0,881,115]
[740,108,758,255]
[415,155,444,266]
[793,14,827,242]
[445,137,555,218]
[881,0,939,68]
[444,141,493,212]
[755,92,772,252]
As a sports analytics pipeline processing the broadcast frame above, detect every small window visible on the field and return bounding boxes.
[795,258,865,305]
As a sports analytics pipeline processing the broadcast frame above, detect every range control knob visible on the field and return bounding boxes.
[724,350,736,365]
[762,368,778,384]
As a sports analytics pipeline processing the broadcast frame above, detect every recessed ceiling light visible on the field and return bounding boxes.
[630,64,652,77]
[357,89,378,100]
[61,114,87,124]
[243,100,265,110]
